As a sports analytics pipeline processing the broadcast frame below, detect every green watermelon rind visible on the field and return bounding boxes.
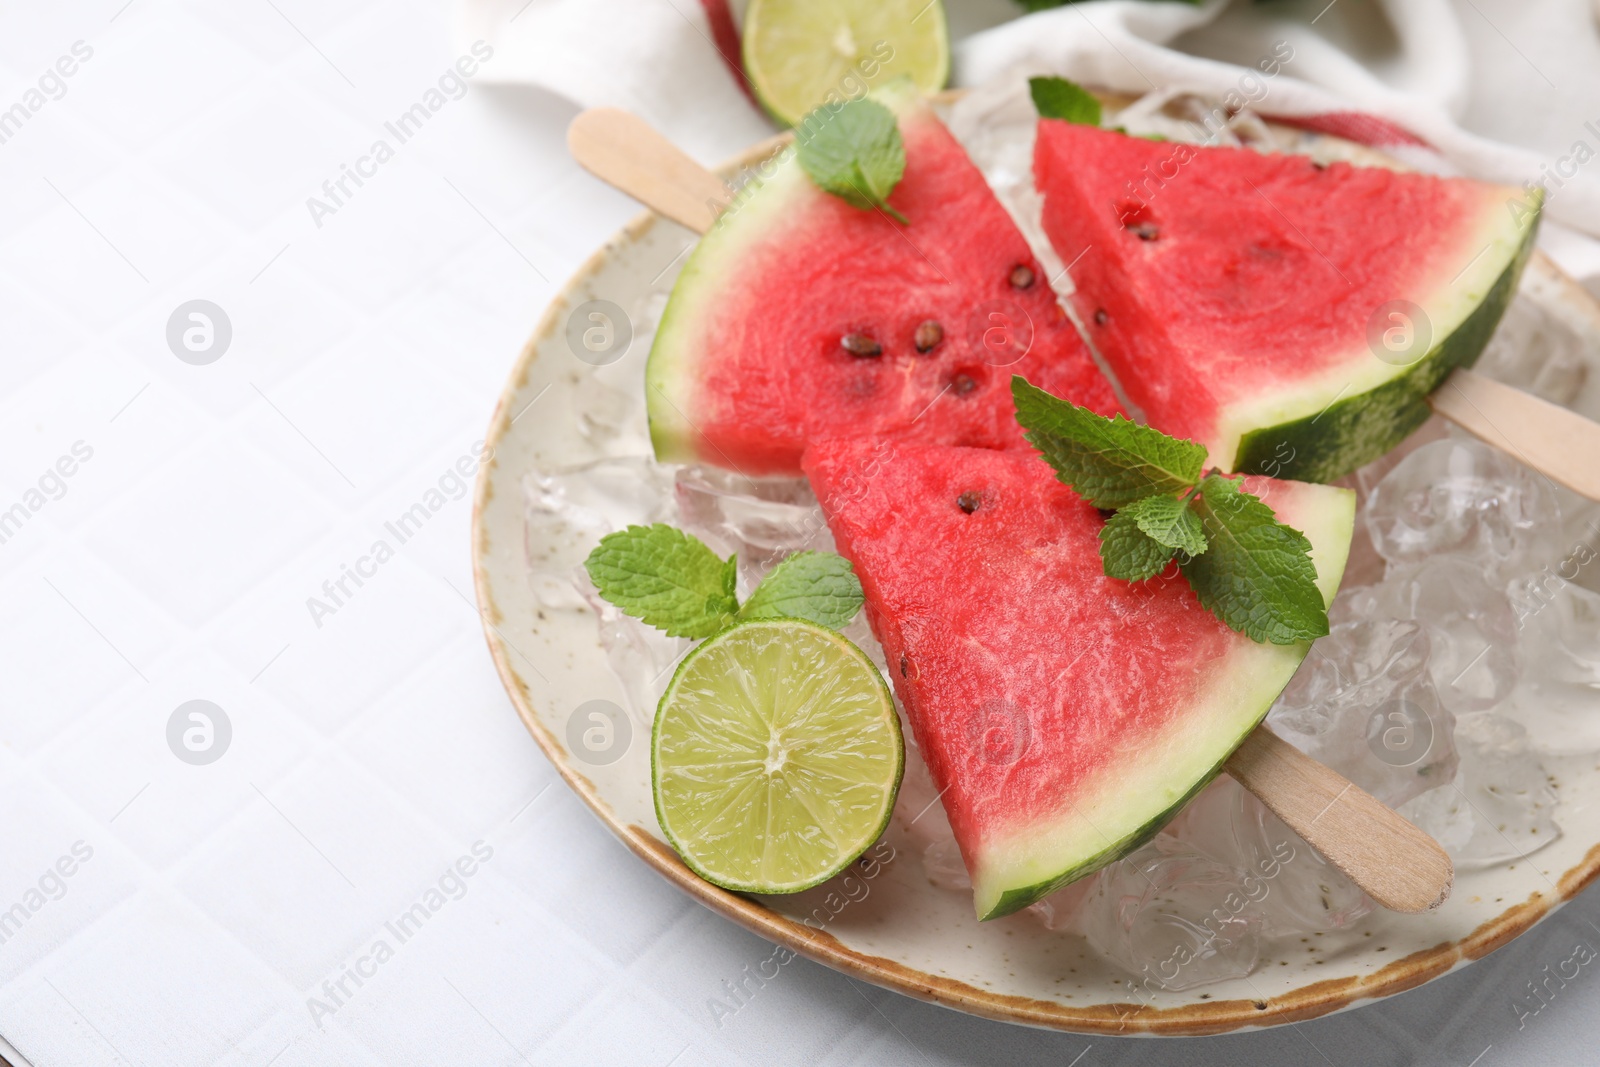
[650,617,906,896]
[1227,191,1543,484]
[971,482,1356,921]
[985,749,1234,920]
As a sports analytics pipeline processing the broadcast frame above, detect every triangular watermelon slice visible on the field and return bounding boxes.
[646,82,1121,477]
[803,437,1355,919]
[1033,121,1541,483]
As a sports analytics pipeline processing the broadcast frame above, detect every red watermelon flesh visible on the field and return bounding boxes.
[803,436,1355,919]
[646,82,1120,477]
[1033,121,1538,482]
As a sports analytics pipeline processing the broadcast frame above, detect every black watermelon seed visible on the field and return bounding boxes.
[952,373,978,396]
[1128,221,1160,241]
[1093,308,1108,325]
[1009,264,1036,289]
[914,320,944,353]
[841,332,882,357]
[957,492,981,514]
[899,655,908,677]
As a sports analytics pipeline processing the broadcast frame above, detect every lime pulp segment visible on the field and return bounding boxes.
[652,618,903,894]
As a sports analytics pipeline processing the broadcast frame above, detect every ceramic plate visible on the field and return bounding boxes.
[471,95,1600,1035]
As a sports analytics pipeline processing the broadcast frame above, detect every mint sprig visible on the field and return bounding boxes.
[584,526,864,637]
[1029,76,1102,126]
[1012,376,1329,645]
[795,98,908,223]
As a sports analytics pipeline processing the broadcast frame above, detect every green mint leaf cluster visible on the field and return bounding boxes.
[1028,77,1102,127]
[1012,376,1329,645]
[795,98,909,223]
[585,526,864,638]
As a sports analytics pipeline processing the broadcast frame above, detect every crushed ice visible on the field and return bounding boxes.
[523,82,1600,992]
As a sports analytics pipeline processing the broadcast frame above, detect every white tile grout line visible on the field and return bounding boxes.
[442,976,538,1067]
[443,176,550,282]
[250,244,292,285]
[108,782,150,823]
[262,0,356,88]
[249,382,358,489]
[41,577,148,683]
[250,782,357,890]
[43,177,147,283]
[41,977,135,1066]
[250,643,292,684]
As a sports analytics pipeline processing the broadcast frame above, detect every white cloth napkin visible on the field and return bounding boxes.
[457,0,1600,278]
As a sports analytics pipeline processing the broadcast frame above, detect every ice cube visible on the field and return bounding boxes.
[1398,712,1561,869]
[578,577,692,723]
[1364,438,1557,579]
[1333,418,1454,587]
[1384,557,1522,713]
[1506,580,1600,753]
[674,466,834,589]
[1474,290,1591,407]
[523,457,678,610]
[572,377,638,445]
[524,457,686,721]
[1169,778,1372,936]
[1027,875,1097,933]
[1077,835,1266,992]
[1270,619,1458,807]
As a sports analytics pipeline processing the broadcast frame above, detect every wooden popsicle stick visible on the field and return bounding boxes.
[567,106,1457,912]
[1225,726,1452,912]
[567,107,725,235]
[1430,368,1600,501]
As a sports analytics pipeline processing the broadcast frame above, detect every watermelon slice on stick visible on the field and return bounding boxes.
[1033,120,1541,483]
[804,436,1356,919]
[645,80,1121,477]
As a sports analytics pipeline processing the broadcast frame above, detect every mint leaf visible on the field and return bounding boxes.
[584,524,738,638]
[1099,509,1175,581]
[1179,475,1329,645]
[795,98,908,223]
[1029,77,1101,126]
[1125,493,1207,557]
[1012,377,1208,508]
[738,552,863,629]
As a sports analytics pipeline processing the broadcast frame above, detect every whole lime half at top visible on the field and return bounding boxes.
[741,0,950,127]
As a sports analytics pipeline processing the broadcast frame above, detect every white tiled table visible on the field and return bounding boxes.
[1,3,1597,1064]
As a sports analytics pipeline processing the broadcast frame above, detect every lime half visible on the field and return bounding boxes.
[652,618,903,894]
[741,0,950,128]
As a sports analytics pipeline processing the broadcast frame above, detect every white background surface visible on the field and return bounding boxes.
[2,1,1599,1065]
